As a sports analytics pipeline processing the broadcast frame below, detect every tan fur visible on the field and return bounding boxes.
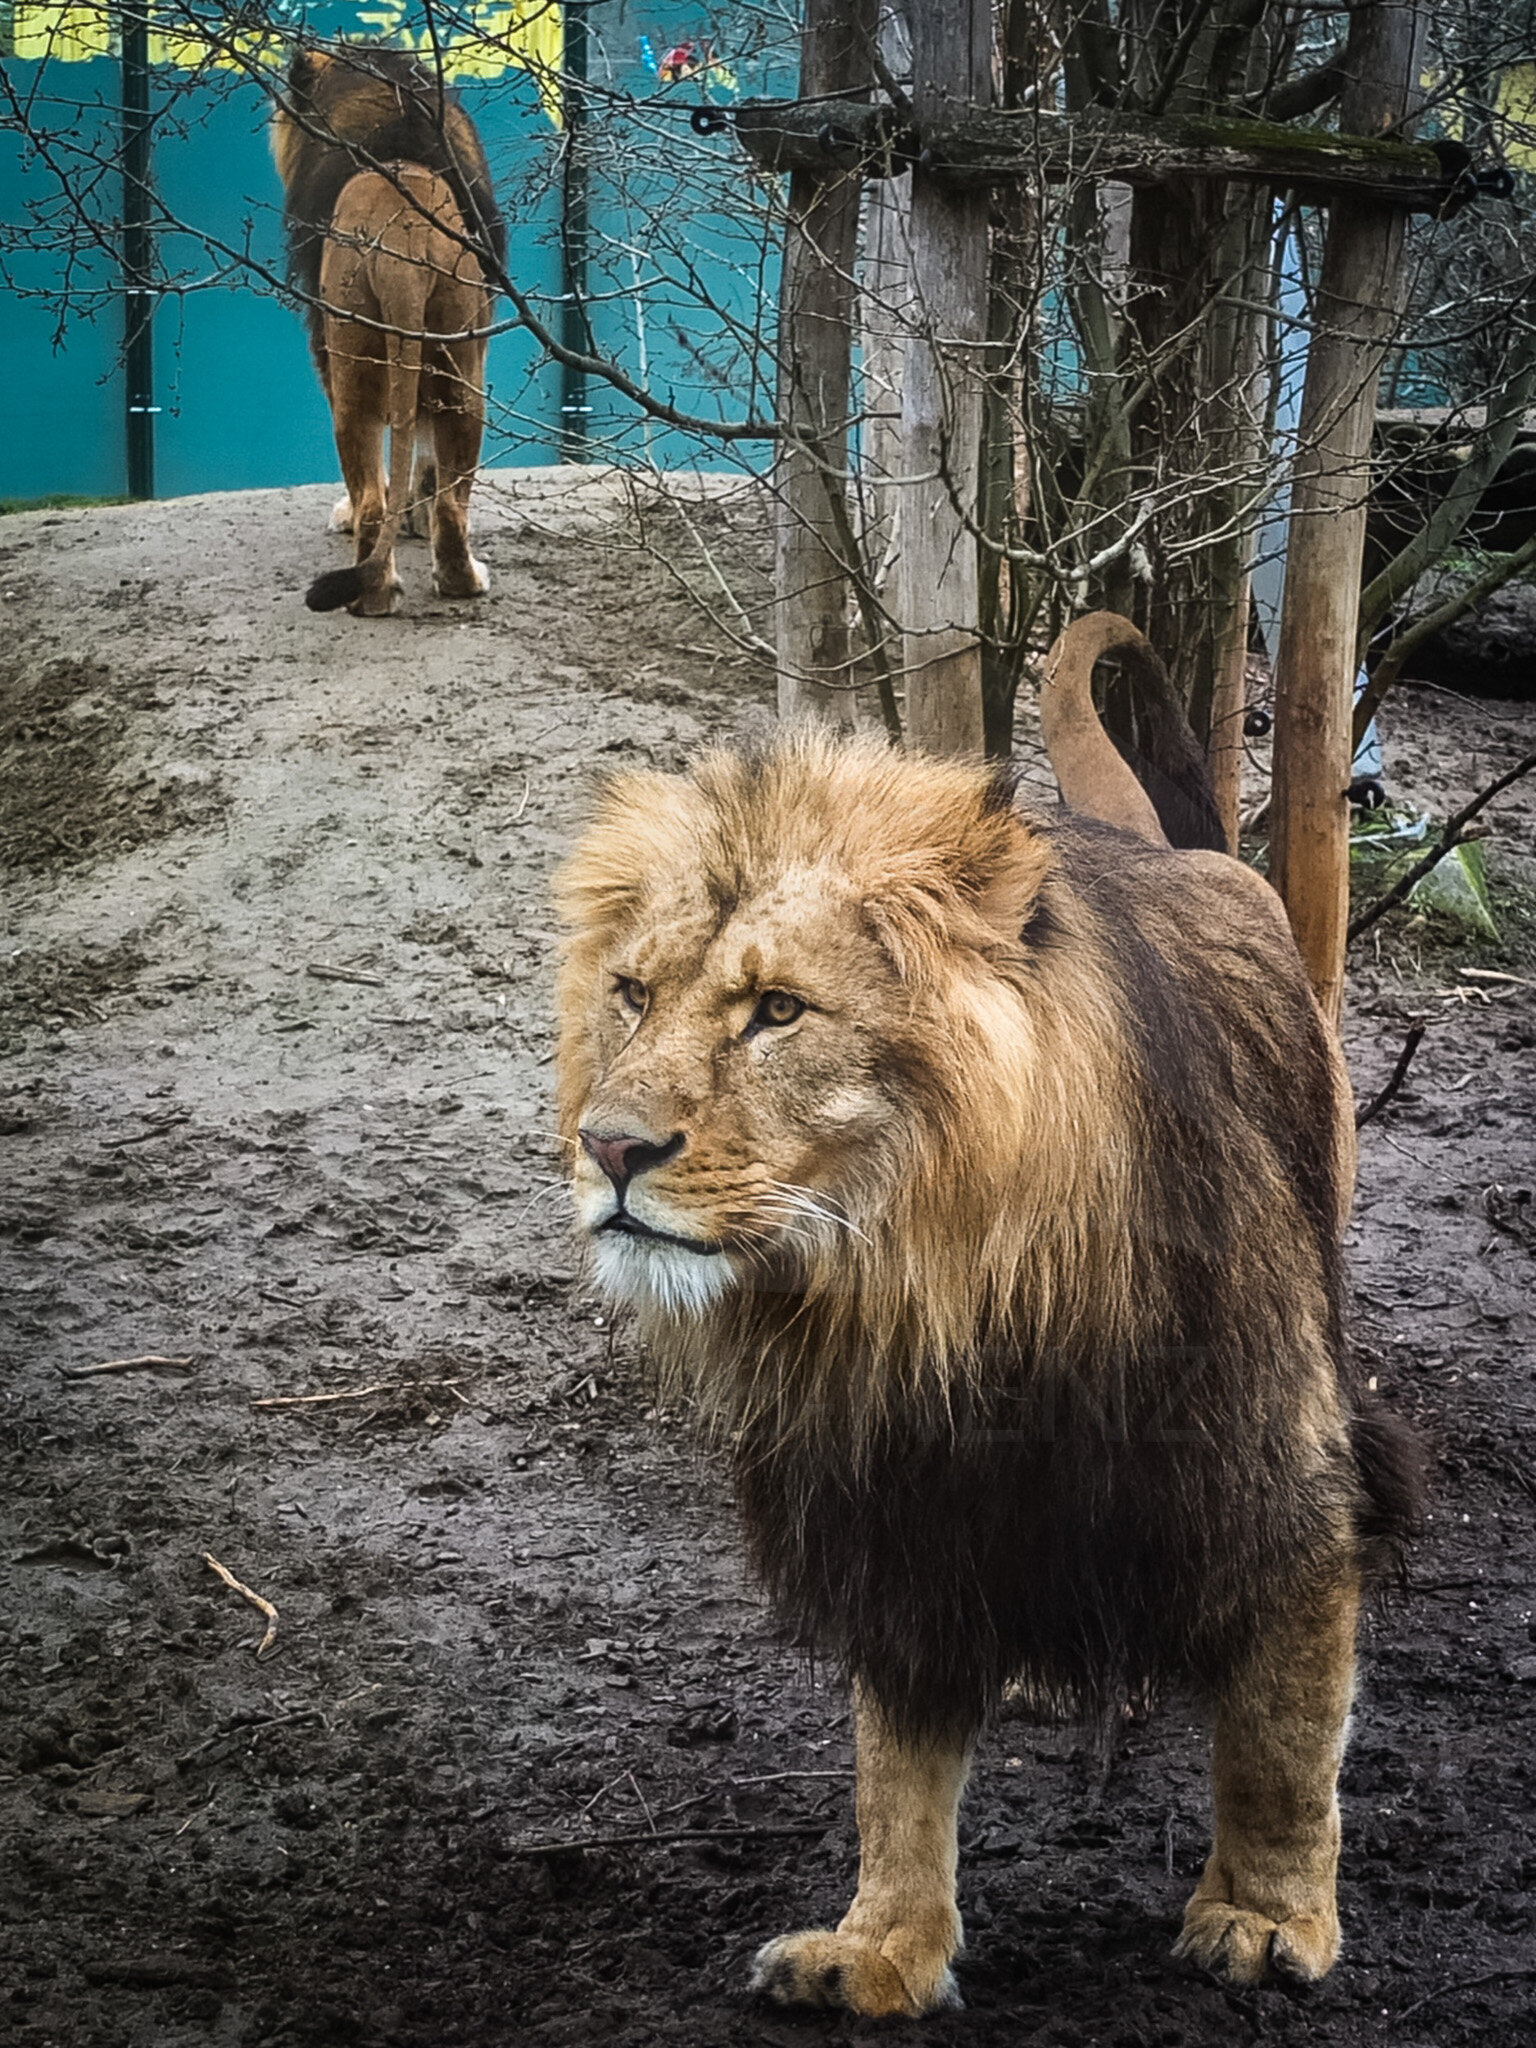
[1040,612,1170,845]
[272,59,493,615]
[555,731,1371,2014]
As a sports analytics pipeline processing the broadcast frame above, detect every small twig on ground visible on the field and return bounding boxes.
[1347,750,1536,944]
[1355,1024,1427,1130]
[103,1112,192,1149]
[251,1380,463,1410]
[654,1768,855,1820]
[1459,965,1535,987]
[306,962,386,987]
[202,1552,279,1659]
[1397,1968,1536,2021]
[66,1354,195,1379]
[508,1823,826,1857]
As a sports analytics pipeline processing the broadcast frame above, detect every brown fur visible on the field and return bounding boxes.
[272,48,503,615]
[554,729,1417,2012]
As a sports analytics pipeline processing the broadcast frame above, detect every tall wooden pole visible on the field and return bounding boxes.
[1270,1,1424,1025]
[774,0,875,726]
[896,0,992,756]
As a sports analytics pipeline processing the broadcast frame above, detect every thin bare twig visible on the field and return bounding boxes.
[1347,752,1536,944]
[251,1380,464,1409]
[202,1552,279,1659]
[306,962,387,988]
[66,1354,195,1378]
[1397,1969,1536,2022]
[508,1823,826,1857]
[1355,1024,1426,1129]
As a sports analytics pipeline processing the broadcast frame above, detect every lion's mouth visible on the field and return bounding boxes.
[598,1209,726,1257]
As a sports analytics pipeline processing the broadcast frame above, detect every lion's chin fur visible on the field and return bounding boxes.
[592,1232,737,1321]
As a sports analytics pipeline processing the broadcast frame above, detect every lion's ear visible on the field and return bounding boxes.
[954,793,1052,947]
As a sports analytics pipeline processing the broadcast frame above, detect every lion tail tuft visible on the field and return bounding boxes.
[1349,1403,1427,1582]
[304,561,385,612]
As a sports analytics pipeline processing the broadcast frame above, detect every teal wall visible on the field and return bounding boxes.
[0,3,789,499]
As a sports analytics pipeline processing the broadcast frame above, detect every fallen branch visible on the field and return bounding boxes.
[202,1552,279,1659]
[1355,1024,1427,1129]
[66,1354,195,1379]
[251,1380,463,1410]
[306,962,386,987]
[508,1823,826,1857]
[1347,751,1536,943]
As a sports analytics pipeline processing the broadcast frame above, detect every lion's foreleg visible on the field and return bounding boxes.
[1176,1569,1359,1984]
[751,1692,972,2017]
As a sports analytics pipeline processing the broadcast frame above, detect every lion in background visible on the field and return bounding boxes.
[272,47,505,615]
[554,614,1419,2016]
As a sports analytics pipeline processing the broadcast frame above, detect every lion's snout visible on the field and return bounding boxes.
[579,1126,684,1191]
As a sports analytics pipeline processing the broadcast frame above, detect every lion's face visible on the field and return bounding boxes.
[555,738,1055,1322]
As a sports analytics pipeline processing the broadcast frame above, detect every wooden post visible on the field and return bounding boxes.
[1270,1,1424,1024]
[895,0,992,756]
[774,0,875,725]
[857,4,912,582]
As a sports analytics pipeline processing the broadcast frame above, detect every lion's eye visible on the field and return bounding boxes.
[615,977,648,1015]
[749,990,805,1032]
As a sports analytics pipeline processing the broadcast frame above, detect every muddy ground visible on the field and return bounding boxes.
[1,475,1534,2048]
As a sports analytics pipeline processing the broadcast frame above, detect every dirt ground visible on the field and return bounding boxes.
[2,475,1534,2048]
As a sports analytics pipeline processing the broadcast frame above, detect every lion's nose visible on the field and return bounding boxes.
[579,1128,684,1189]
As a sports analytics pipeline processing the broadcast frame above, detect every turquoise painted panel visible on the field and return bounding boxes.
[581,0,793,470]
[0,51,127,497]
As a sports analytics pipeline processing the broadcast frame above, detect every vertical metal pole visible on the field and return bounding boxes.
[558,1,590,461]
[121,2,156,499]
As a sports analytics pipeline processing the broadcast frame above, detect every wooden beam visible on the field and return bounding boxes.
[773,0,875,726]
[1269,2,1425,1028]
[896,0,990,758]
[732,99,1477,215]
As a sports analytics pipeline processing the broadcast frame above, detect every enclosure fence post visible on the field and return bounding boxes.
[559,0,591,462]
[1269,0,1424,1025]
[121,1,156,500]
[895,0,991,757]
[773,0,875,727]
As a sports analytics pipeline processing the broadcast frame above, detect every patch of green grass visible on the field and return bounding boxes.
[0,494,133,516]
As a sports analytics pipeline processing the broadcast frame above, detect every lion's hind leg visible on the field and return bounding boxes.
[426,342,489,601]
[1176,1570,1359,1985]
[751,1695,970,2018]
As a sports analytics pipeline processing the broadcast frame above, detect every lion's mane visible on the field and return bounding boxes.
[273,46,505,361]
[557,736,1420,1739]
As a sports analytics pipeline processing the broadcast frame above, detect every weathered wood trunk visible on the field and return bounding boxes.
[773,0,875,726]
[1270,1,1424,1025]
[896,0,991,756]
[856,5,912,585]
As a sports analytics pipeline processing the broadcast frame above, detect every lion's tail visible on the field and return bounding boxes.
[305,278,426,615]
[1039,612,1228,852]
[1349,1403,1427,1585]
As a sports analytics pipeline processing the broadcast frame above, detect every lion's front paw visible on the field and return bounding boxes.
[1175,1898,1339,1984]
[750,1930,960,2018]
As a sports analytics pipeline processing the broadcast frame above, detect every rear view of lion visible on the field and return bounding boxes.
[273,47,505,615]
[555,616,1417,2016]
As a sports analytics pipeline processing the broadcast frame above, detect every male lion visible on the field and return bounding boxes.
[273,47,504,616]
[555,615,1417,2016]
